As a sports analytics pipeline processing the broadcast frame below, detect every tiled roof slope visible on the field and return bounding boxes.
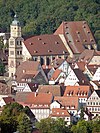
[73,69,90,85]
[38,85,63,96]
[64,86,90,98]
[26,92,53,105]
[15,61,40,82]
[54,96,79,110]
[50,108,70,117]
[54,21,96,54]
[3,97,14,104]
[24,34,69,56]
[50,69,62,81]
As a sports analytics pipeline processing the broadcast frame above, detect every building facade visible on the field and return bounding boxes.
[8,15,24,77]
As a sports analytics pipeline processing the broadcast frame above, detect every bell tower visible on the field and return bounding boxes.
[8,14,23,77]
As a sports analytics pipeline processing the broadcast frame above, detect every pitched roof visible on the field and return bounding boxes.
[38,85,63,96]
[26,92,53,105]
[73,69,90,85]
[87,65,99,75]
[50,69,62,81]
[24,34,69,56]
[3,97,14,104]
[78,50,100,63]
[54,96,79,110]
[75,61,86,71]
[54,21,96,54]
[50,108,70,117]
[27,83,38,92]
[0,82,11,95]
[15,61,40,82]
[64,85,90,98]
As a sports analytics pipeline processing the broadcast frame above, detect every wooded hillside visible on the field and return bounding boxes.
[0,0,99,46]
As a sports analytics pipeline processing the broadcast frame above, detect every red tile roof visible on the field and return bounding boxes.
[50,108,70,117]
[3,97,14,104]
[26,92,53,105]
[15,61,40,82]
[24,34,69,56]
[38,85,63,96]
[73,69,90,85]
[50,69,62,81]
[54,21,96,54]
[54,96,79,110]
[64,85,90,98]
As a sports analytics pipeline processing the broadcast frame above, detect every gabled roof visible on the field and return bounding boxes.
[54,21,96,54]
[50,69,62,81]
[24,34,69,56]
[38,85,63,96]
[3,97,14,104]
[26,83,38,92]
[54,96,79,110]
[73,69,90,85]
[75,61,86,71]
[64,85,90,98]
[15,61,40,82]
[79,50,100,64]
[87,65,99,75]
[26,92,53,105]
[50,108,70,117]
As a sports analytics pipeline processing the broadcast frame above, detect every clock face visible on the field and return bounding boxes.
[10,61,14,68]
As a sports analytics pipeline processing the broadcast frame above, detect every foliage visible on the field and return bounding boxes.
[36,117,70,133]
[0,102,32,133]
[0,0,99,46]
[17,112,32,133]
[0,61,5,75]
[71,119,100,133]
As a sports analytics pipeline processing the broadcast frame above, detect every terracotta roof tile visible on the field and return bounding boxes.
[25,92,53,105]
[64,85,90,98]
[54,21,96,54]
[24,34,69,56]
[50,108,70,117]
[38,85,63,96]
[3,97,14,104]
[54,96,79,110]
[15,61,40,82]
[50,69,62,81]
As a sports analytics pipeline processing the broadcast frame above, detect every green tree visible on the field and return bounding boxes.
[36,117,70,133]
[17,112,32,133]
[0,61,5,75]
[0,102,33,133]
[71,120,93,133]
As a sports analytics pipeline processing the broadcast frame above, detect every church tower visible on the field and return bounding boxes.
[8,14,23,77]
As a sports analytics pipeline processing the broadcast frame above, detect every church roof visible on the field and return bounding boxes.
[11,14,20,26]
[54,21,96,54]
[24,34,69,56]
